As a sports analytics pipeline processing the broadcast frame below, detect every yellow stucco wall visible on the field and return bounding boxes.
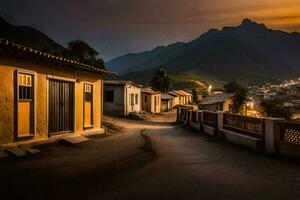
[141,92,161,113]
[151,93,161,113]
[75,71,102,133]
[223,98,234,112]
[141,93,151,112]
[0,66,14,144]
[173,96,180,106]
[0,54,104,146]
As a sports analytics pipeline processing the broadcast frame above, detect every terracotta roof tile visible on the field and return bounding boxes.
[0,38,116,75]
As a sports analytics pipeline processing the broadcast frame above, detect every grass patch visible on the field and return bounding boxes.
[170,71,226,91]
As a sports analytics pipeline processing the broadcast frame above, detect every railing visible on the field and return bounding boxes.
[182,109,188,121]
[191,111,197,122]
[279,121,300,145]
[198,112,202,123]
[223,113,264,138]
[176,108,181,121]
[203,111,217,127]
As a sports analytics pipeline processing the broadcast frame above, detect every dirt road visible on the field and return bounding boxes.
[1,114,300,200]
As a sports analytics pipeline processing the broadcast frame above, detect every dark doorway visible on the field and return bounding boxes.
[48,79,74,135]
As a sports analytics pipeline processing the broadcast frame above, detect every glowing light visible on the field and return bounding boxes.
[208,85,212,94]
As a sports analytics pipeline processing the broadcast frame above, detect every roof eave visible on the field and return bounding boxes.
[0,38,117,75]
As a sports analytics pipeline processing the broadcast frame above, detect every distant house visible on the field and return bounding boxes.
[199,93,235,112]
[168,91,180,106]
[104,80,142,117]
[141,87,161,113]
[172,90,193,105]
[0,39,115,146]
[161,93,176,112]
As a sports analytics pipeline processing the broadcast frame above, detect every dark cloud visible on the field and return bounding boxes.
[0,0,299,60]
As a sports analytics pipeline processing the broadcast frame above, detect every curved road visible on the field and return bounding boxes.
[1,116,300,200]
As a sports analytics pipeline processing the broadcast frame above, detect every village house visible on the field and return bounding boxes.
[168,91,180,105]
[172,90,192,105]
[199,93,235,112]
[141,87,161,113]
[161,93,175,112]
[104,80,142,117]
[0,39,114,147]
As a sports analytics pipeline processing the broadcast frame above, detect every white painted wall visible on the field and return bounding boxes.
[125,84,141,115]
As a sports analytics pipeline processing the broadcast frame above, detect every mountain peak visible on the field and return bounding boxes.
[291,31,300,37]
[240,18,267,30]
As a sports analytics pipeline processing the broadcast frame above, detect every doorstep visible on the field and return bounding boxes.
[80,128,106,137]
[60,135,90,146]
[0,128,106,158]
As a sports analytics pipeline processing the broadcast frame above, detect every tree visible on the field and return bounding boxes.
[192,89,200,104]
[224,81,248,113]
[67,40,106,69]
[150,69,172,93]
[261,99,292,120]
[68,40,98,61]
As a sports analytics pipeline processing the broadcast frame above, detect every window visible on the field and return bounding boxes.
[19,74,33,100]
[104,90,114,102]
[84,83,93,128]
[144,96,147,102]
[130,93,134,105]
[84,84,92,101]
[135,94,139,104]
[220,103,224,111]
[229,104,233,112]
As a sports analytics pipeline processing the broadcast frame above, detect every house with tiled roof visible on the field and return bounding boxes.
[172,90,192,105]
[141,87,161,113]
[104,80,142,117]
[161,93,176,112]
[0,38,115,147]
[199,93,235,112]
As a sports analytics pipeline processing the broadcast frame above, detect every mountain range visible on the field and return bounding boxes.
[0,17,66,54]
[1,16,300,89]
[107,19,300,89]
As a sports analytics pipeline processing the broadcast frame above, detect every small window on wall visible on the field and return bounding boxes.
[85,84,92,101]
[104,90,114,102]
[135,94,139,104]
[19,74,33,100]
[144,96,147,102]
[220,103,223,111]
[229,104,233,113]
[130,93,134,105]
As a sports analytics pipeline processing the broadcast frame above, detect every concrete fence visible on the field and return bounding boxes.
[177,107,300,159]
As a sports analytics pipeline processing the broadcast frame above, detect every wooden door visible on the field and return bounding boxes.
[84,83,93,128]
[48,79,74,135]
[17,73,34,137]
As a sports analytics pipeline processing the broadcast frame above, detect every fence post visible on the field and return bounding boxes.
[183,109,190,126]
[187,110,192,127]
[264,118,284,155]
[216,111,224,131]
[176,107,180,122]
[199,111,204,131]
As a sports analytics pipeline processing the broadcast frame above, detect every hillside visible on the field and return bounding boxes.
[0,17,66,54]
[107,42,186,73]
[108,19,300,88]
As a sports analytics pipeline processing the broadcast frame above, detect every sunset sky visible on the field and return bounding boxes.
[1,0,300,60]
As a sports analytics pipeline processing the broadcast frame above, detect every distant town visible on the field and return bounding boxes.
[247,77,300,120]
